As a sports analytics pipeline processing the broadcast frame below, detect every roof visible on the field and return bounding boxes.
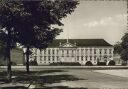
[48,39,113,47]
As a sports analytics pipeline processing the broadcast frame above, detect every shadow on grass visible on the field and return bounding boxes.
[15,74,84,84]
[2,86,27,89]
[13,69,66,76]
[40,86,88,89]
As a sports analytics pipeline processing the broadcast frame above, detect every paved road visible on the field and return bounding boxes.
[28,69,128,88]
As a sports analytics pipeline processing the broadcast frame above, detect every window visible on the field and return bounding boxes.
[85,56,88,60]
[99,49,102,54]
[94,56,96,61]
[81,56,83,61]
[44,56,46,61]
[40,56,42,61]
[72,50,74,57]
[81,49,84,55]
[104,49,107,54]
[44,50,46,54]
[52,49,54,54]
[52,56,54,61]
[94,49,96,54]
[67,50,69,54]
[90,49,92,54]
[48,49,50,55]
[77,49,79,54]
[62,50,64,57]
[48,56,50,61]
[57,56,59,61]
[109,49,112,54]
[77,56,79,61]
[57,50,59,54]
[85,49,88,54]
[90,56,92,60]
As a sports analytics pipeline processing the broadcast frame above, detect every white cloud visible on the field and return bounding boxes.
[83,14,127,28]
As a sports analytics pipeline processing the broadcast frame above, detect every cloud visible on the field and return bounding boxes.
[83,14,127,28]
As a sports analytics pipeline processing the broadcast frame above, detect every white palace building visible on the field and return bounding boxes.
[29,39,114,65]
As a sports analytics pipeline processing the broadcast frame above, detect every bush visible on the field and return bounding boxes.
[29,60,38,66]
[11,61,17,66]
[50,62,81,66]
[85,61,93,66]
[108,60,115,66]
[97,62,106,66]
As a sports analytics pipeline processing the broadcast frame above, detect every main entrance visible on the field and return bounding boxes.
[59,41,77,62]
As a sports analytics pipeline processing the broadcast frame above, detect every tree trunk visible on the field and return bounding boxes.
[6,28,12,82]
[6,46,11,82]
[26,46,30,74]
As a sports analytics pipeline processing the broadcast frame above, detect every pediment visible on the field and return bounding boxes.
[60,42,76,48]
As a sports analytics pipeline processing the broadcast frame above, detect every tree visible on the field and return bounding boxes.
[114,42,123,54]
[120,33,128,65]
[0,0,79,81]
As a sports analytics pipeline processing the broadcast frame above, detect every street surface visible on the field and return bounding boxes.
[1,67,128,89]
[32,69,128,88]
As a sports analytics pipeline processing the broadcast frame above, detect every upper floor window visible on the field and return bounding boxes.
[109,49,112,54]
[48,49,51,55]
[67,50,69,57]
[52,49,54,54]
[90,49,92,54]
[94,49,96,54]
[44,50,46,54]
[94,56,96,61]
[57,50,59,54]
[104,49,107,54]
[77,56,79,61]
[99,49,102,54]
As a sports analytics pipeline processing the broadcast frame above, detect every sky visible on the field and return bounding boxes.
[56,0,127,45]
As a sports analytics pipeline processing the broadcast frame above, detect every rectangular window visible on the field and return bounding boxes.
[44,56,46,61]
[72,50,74,57]
[81,49,84,55]
[62,50,64,57]
[90,56,92,60]
[77,56,79,61]
[99,49,102,54]
[94,49,96,54]
[67,50,69,57]
[52,49,54,54]
[94,56,96,61]
[109,49,112,54]
[57,56,59,61]
[81,56,83,61]
[85,56,88,60]
[57,50,59,55]
[48,49,50,55]
[90,49,92,54]
[104,49,107,54]
[52,56,54,61]
[44,49,46,54]
[48,56,50,61]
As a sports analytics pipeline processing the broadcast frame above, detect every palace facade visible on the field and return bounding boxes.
[29,39,114,65]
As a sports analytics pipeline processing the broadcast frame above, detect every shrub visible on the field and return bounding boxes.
[108,60,115,66]
[50,62,81,66]
[11,61,17,66]
[85,61,93,66]
[29,60,38,66]
[97,62,106,66]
